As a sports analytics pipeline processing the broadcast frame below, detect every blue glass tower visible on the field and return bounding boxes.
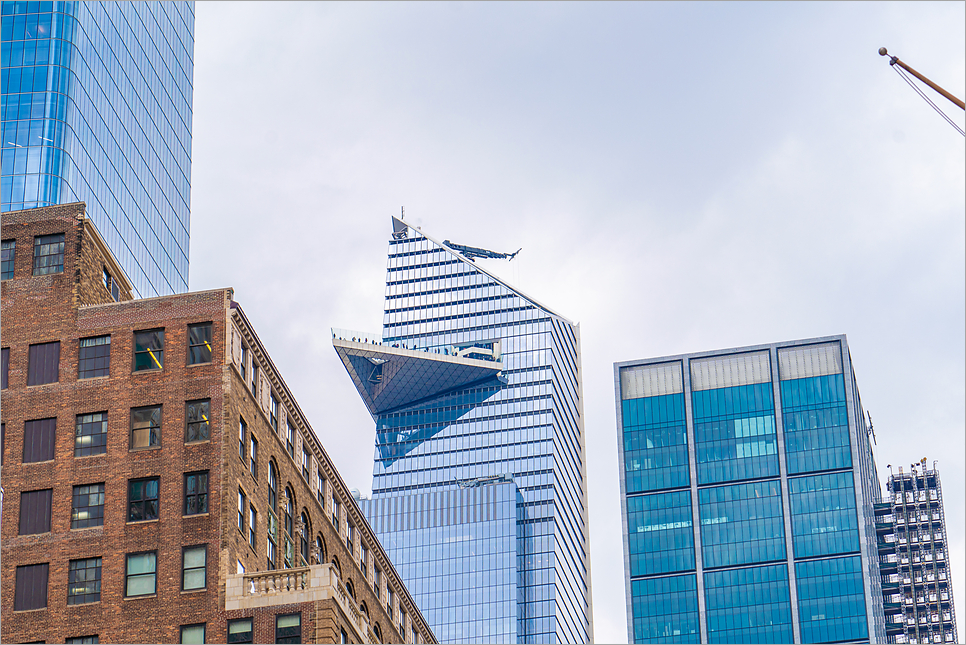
[334,217,593,644]
[1,1,193,297]
[616,336,886,644]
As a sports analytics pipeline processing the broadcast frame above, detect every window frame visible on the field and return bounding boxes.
[249,505,257,549]
[23,417,56,463]
[301,445,310,481]
[182,544,207,591]
[78,335,111,379]
[27,340,60,386]
[239,418,247,461]
[275,613,302,644]
[180,623,206,644]
[250,434,258,479]
[185,399,211,443]
[128,477,160,523]
[133,329,165,372]
[130,405,162,450]
[187,322,213,365]
[238,488,247,533]
[14,562,49,610]
[286,419,294,456]
[67,557,102,605]
[1,238,15,280]
[125,551,157,597]
[19,488,52,535]
[271,394,280,433]
[71,483,105,529]
[1,346,8,389]
[75,411,108,457]
[32,232,65,276]
[227,618,254,644]
[184,471,209,516]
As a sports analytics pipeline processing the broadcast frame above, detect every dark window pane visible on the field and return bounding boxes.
[32,233,64,275]
[131,405,161,448]
[227,618,253,644]
[275,613,301,644]
[14,563,48,610]
[75,412,107,457]
[68,557,101,604]
[65,637,99,644]
[128,477,160,522]
[187,323,212,365]
[71,484,105,528]
[23,418,55,463]
[19,489,52,534]
[184,471,208,516]
[27,341,59,385]
[125,552,156,596]
[2,347,9,388]
[78,336,110,379]
[133,329,164,371]
[185,400,210,442]
[1,239,15,279]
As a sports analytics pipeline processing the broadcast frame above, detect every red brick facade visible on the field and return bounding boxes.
[1,204,435,644]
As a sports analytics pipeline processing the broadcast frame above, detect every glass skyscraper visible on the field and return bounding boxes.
[1,0,194,297]
[615,336,886,644]
[334,217,593,644]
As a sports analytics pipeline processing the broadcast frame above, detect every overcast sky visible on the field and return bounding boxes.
[188,3,965,642]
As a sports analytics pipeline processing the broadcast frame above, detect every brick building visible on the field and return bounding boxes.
[0,203,436,644]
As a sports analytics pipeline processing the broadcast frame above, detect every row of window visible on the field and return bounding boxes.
[0,324,212,391]
[1,233,64,279]
[18,472,209,535]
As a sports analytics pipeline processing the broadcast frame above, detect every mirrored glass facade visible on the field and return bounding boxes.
[339,217,592,644]
[615,337,886,644]
[1,1,194,297]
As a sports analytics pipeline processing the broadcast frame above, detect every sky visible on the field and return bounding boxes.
[188,3,965,642]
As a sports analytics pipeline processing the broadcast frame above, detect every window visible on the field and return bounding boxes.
[2,346,9,388]
[23,418,55,463]
[388,588,395,618]
[228,618,253,644]
[276,613,301,644]
[180,624,205,644]
[33,233,64,275]
[66,637,99,644]
[250,435,258,478]
[300,512,310,564]
[249,506,257,549]
[238,489,247,532]
[182,545,207,591]
[15,563,48,610]
[271,395,280,432]
[104,268,119,301]
[1,239,15,279]
[67,557,101,604]
[184,472,209,515]
[267,534,278,571]
[251,362,258,394]
[239,418,247,461]
[285,420,294,456]
[19,489,52,534]
[332,496,340,527]
[374,567,382,596]
[268,461,278,511]
[133,329,164,371]
[125,552,156,596]
[340,628,349,644]
[401,608,408,636]
[128,477,160,522]
[284,490,294,537]
[187,323,212,364]
[75,412,107,457]
[361,544,369,578]
[315,536,326,564]
[27,341,59,385]
[71,484,105,528]
[240,345,247,381]
[301,445,310,480]
[78,336,110,379]
[317,470,325,505]
[185,400,210,442]
[131,405,161,449]
[347,523,355,552]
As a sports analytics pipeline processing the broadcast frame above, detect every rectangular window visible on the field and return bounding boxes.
[131,405,161,449]
[347,523,355,552]
[227,618,253,644]
[301,446,310,480]
[239,418,247,461]
[78,336,110,379]
[185,399,210,443]
[75,412,107,457]
[249,506,257,549]
[375,567,382,596]
[250,435,258,479]
[332,497,340,526]
[187,323,212,365]
[19,489,52,534]
[271,395,280,433]
[125,552,157,597]
[181,624,205,644]
[251,362,258,395]
[128,477,160,522]
[388,588,395,618]
[23,418,55,463]
[2,346,9,388]
[1,239,15,279]
[14,563,48,610]
[238,489,246,532]
[67,557,101,605]
[286,420,294,456]
[182,545,207,591]
[361,544,369,578]
[104,268,119,301]
[32,233,64,275]
[27,341,59,385]
[340,628,348,644]
[240,345,247,381]
[267,535,277,571]
[66,637,99,644]
[72,484,105,528]
[276,613,301,644]
[317,470,325,506]
[184,472,209,515]
[133,329,164,371]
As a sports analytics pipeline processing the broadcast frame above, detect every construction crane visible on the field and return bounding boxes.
[443,240,521,262]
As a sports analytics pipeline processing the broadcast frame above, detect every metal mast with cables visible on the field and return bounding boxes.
[879,47,965,136]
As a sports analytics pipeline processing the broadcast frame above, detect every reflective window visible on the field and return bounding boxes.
[128,477,159,522]
[789,472,859,558]
[1,239,14,279]
[32,233,64,275]
[68,557,101,604]
[795,556,868,643]
[704,564,793,644]
[630,574,699,644]
[133,329,164,371]
[131,405,161,448]
[185,400,210,443]
[780,374,852,473]
[187,323,212,364]
[78,335,110,379]
[621,393,689,492]
[626,490,694,576]
[698,480,785,568]
[75,412,107,457]
[71,484,104,528]
[184,472,208,516]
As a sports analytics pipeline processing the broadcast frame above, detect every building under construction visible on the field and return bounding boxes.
[876,459,957,644]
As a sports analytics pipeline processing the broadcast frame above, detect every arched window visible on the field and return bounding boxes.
[315,534,327,564]
[268,461,278,511]
[284,487,294,537]
[360,601,370,619]
[300,511,310,564]
[331,555,342,577]
[345,579,355,600]
[372,622,383,643]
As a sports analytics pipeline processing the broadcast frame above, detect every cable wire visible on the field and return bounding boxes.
[893,64,966,136]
